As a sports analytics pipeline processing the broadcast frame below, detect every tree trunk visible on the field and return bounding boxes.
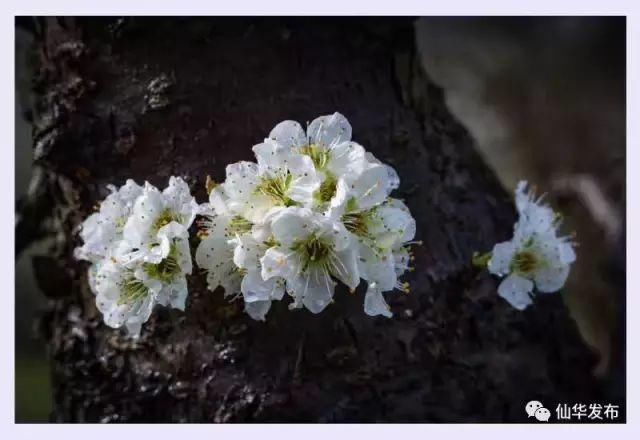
[24,17,602,422]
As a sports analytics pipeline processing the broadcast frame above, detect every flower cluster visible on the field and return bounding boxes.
[75,177,198,336]
[196,112,417,320]
[486,181,576,310]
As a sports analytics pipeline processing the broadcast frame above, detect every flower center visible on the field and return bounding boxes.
[300,144,329,169]
[118,276,149,305]
[341,198,374,238]
[510,250,540,275]
[226,215,253,236]
[255,172,295,206]
[314,172,337,203]
[143,243,181,283]
[152,208,182,232]
[292,234,334,272]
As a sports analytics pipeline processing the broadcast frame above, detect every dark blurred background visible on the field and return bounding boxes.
[15,17,625,421]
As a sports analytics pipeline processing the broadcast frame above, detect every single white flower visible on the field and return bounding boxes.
[123,176,198,264]
[91,243,162,337]
[337,197,417,317]
[260,207,359,314]
[74,179,143,262]
[268,113,376,207]
[488,181,576,310]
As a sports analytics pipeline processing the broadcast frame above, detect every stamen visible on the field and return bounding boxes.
[118,275,149,305]
[152,208,182,233]
[314,172,337,203]
[255,171,295,206]
[225,215,253,236]
[143,243,181,283]
[300,144,329,169]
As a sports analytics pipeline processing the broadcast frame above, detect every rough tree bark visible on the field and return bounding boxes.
[22,17,604,422]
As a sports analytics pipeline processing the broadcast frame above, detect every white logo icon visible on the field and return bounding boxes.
[535,407,551,422]
[526,400,550,422]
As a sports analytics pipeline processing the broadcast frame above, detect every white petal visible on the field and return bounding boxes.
[514,180,530,213]
[315,214,351,252]
[348,164,391,210]
[208,186,231,216]
[534,264,570,293]
[253,140,290,174]
[118,179,144,204]
[558,241,576,265]
[497,274,534,310]
[286,154,321,204]
[383,164,400,190]
[488,241,517,276]
[125,321,143,337]
[291,269,335,314]
[223,161,260,200]
[364,284,393,318]
[326,142,367,176]
[163,176,198,228]
[195,236,236,291]
[369,202,415,249]
[330,246,360,290]
[356,243,396,291]
[233,234,262,269]
[261,246,297,281]
[270,207,313,246]
[241,269,277,302]
[244,300,272,321]
[156,276,189,310]
[123,185,164,248]
[307,112,352,147]
[268,120,306,149]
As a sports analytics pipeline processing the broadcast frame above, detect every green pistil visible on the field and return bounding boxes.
[143,243,181,283]
[300,144,329,169]
[291,234,333,272]
[226,215,253,236]
[152,208,182,233]
[118,276,149,305]
[314,172,337,203]
[255,172,295,206]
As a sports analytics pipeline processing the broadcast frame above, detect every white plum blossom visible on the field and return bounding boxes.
[260,207,359,313]
[123,176,198,265]
[74,179,142,263]
[76,177,197,336]
[487,181,576,310]
[195,112,419,320]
